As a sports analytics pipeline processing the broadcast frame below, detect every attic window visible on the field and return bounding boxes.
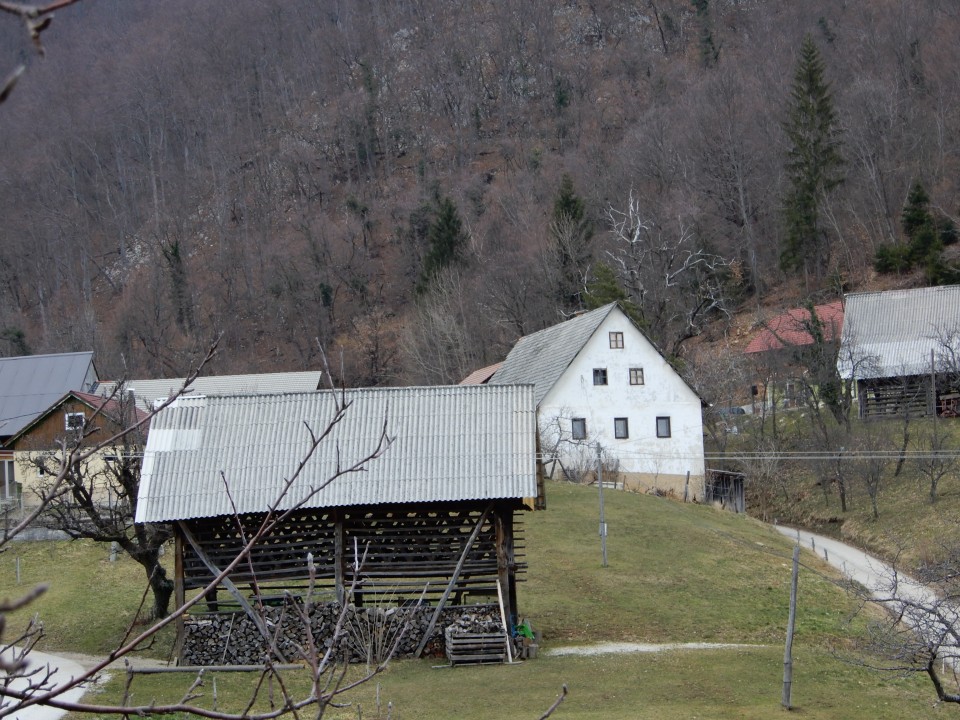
[609,331,624,349]
[593,368,608,385]
[630,368,644,385]
[65,412,85,431]
[571,418,587,440]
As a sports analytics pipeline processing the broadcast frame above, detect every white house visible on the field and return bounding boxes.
[487,303,705,499]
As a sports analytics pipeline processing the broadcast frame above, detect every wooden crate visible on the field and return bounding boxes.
[446,632,508,665]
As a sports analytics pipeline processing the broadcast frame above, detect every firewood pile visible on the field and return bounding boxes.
[181,601,505,666]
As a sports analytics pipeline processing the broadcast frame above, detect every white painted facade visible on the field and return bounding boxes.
[538,310,706,498]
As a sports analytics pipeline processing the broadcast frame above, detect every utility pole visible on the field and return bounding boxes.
[782,544,799,709]
[597,444,608,568]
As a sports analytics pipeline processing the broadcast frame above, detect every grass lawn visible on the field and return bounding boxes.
[87,647,942,719]
[2,481,949,718]
[750,416,960,570]
[0,537,178,658]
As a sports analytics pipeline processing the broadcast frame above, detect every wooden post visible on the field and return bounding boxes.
[495,505,517,622]
[174,532,186,664]
[334,510,345,605]
[782,544,799,709]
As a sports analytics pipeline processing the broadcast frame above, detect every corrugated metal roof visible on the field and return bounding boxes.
[0,351,97,440]
[136,384,537,523]
[838,285,960,379]
[97,371,323,409]
[490,304,617,404]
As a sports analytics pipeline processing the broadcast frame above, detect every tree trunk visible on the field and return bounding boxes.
[150,564,174,620]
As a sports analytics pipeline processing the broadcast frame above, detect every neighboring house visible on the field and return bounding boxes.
[838,285,960,418]
[0,351,98,504]
[135,384,540,663]
[488,303,705,499]
[96,370,324,410]
[744,301,844,411]
[6,391,147,509]
[459,362,503,386]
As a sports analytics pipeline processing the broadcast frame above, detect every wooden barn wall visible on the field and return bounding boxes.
[179,501,525,607]
[11,399,130,452]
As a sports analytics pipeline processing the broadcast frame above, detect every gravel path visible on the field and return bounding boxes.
[546,642,764,657]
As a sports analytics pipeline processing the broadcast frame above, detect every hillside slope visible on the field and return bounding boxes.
[2,1,959,386]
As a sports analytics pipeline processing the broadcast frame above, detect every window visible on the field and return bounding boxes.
[614,417,629,439]
[593,368,608,385]
[656,416,672,438]
[609,331,624,349]
[571,418,587,440]
[629,368,645,385]
[1,459,14,500]
[65,412,85,431]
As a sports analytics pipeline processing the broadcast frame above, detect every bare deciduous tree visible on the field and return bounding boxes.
[1,351,404,720]
[605,191,732,357]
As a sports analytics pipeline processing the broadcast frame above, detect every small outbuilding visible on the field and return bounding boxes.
[838,286,960,418]
[136,384,541,663]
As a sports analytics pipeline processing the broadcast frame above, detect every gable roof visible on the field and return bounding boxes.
[0,351,97,440]
[6,390,149,448]
[490,304,619,405]
[838,285,960,380]
[459,362,503,386]
[96,371,323,409]
[744,301,844,354]
[136,384,538,523]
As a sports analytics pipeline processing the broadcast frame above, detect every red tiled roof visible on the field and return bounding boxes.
[744,301,844,354]
[73,390,149,424]
[459,362,503,385]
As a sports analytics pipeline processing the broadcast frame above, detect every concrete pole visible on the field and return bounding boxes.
[597,444,607,568]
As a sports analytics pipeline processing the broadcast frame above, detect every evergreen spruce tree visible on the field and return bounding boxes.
[416,196,468,294]
[550,174,594,310]
[781,34,843,278]
[691,0,719,68]
[583,263,643,326]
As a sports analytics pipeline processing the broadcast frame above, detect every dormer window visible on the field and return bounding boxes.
[609,332,624,349]
[593,368,608,385]
[65,412,85,431]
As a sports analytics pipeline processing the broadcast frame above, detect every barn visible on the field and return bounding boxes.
[135,384,542,664]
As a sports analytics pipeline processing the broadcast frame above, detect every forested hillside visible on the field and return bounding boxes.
[2,0,958,385]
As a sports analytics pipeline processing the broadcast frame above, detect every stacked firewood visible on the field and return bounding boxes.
[181,602,504,666]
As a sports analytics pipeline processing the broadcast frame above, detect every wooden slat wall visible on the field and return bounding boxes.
[859,377,931,418]
[180,502,526,606]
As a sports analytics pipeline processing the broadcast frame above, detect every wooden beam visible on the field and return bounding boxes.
[174,532,185,665]
[178,521,289,663]
[495,506,516,621]
[414,502,493,658]
[334,509,344,605]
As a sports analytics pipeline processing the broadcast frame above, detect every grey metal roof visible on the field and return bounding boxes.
[490,304,617,404]
[97,371,323,409]
[838,285,960,379]
[0,351,97,440]
[136,384,537,523]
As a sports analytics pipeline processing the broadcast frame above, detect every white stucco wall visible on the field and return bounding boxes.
[539,310,705,496]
